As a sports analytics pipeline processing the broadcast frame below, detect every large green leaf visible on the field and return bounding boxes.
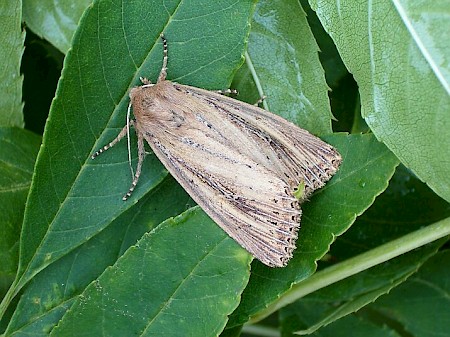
[22,0,92,54]
[309,0,450,202]
[393,1,450,93]
[0,0,256,319]
[50,208,251,337]
[0,0,25,127]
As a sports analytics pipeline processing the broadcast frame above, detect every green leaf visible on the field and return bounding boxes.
[394,1,450,93]
[0,0,25,127]
[51,208,251,337]
[0,0,256,319]
[3,177,193,335]
[298,0,348,89]
[296,0,361,135]
[372,250,450,337]
[276,234,450,336]
[286,238,445,335]
[22,0,92,54]
[280,162,450,335]
[330,164,450,261]
[281,307,401,337]
[228,133,400,326]
[0,127,41,296]
[309,0,450,202]
[233,0,333,134]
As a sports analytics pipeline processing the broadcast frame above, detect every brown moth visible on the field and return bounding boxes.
[92,35,341,267]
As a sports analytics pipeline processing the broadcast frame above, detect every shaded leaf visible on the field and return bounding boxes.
[22,32,64,135]
[281,306,401,337]
[220,325,243,337]
[22,0,92,54]
[0,0,25,127]
[309,0,450,201]
[372,250,450,337]
[0,128,41,296]
[286,239,445,335]
[298,0,348,89]
[297,0,360,135]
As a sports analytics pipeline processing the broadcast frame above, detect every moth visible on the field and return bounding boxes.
[92,35,341,267]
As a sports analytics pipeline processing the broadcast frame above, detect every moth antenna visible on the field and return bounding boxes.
[157,34,168,83]
[140,76,152,85]
[123,131,146,201]
[126,102,135,177]
[91,122,132,159]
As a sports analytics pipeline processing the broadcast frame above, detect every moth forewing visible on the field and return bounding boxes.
[173,84,342,199]
[93,35,341,267]
[130,82,302,267]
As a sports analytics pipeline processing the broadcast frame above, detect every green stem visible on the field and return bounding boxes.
[242,324,281,337]
[245,51,269,111]
[249,217,450,323]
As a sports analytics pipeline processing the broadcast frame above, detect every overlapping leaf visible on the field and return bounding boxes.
[22,0,92,54]
[309,0,450,202]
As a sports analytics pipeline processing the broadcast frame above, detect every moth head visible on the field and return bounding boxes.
[129,83,154,100]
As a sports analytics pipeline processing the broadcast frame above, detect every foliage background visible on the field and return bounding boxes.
[1,0,449,336]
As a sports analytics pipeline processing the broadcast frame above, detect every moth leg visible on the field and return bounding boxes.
[254,95,266,106]
[91,120,135,159]
[157,34,168,83]
[123,130,146,201]
[215,89,238,95]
